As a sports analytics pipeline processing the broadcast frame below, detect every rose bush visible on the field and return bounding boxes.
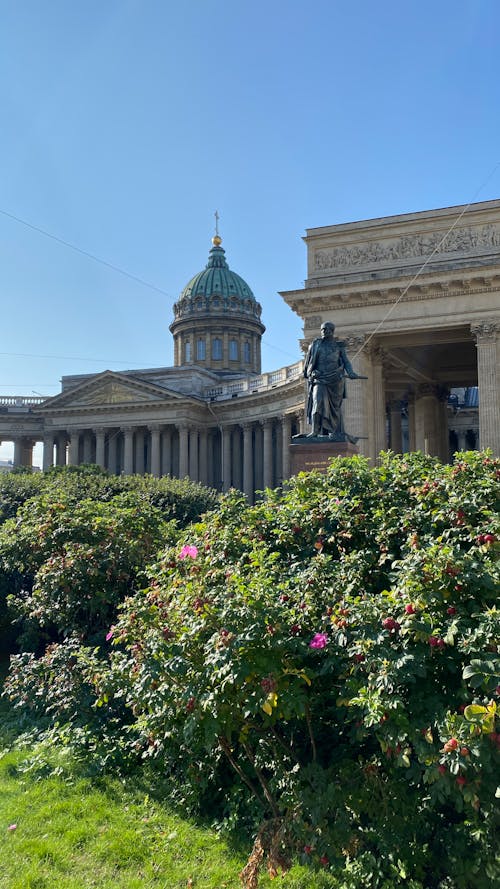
[108,451,499,888]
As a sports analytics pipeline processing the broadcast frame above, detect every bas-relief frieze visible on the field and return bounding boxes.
[313,224,500,272]
[73,383,156,406]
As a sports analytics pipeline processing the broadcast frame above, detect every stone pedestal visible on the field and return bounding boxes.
[289,439,359,476]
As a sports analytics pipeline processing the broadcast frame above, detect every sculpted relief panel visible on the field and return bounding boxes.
[314,224,500,272]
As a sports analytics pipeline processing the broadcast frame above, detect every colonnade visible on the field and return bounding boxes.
[8,414,302,501]
[343,321,499,461]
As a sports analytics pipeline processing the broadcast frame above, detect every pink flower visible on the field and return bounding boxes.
[7,824,17,831]
[179,544,198,560]
[105,626,115,641]
[309,632,328,649]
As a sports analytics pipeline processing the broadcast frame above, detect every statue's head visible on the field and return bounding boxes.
[320,322,335,338]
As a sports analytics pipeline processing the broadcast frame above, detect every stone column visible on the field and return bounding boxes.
[471,321,500,456]
[149,425,161,477]
[162,426,173,477]
[108,433,118,474]
[198,429,208,486]
[55,433,67,466]
[82,432,93,465]
[94,429,106,469]
[188,427,199,481]
[407,395,416,453]
[389,400,403,453]
[13,438,23,467]
[367,347,386,462]
[135,429,145,475]
[280,414,292,482]
[122,427,135,475]
[344,335,369,456]
[232,426,242,490]
[178,424,189,478]
[42,435,54,471]
[262,418,274,489]
[68,429,81,466]
[242,422,253,501]
[222,425,232,492]
[21,439,34,468]
[415,385,441,456]
[437,388,450,462]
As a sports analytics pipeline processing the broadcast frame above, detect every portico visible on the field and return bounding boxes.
[282,200,500,460]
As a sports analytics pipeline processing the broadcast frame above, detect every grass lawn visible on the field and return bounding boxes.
[0,709,323,889]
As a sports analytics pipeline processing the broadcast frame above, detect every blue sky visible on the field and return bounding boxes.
[1,0,499,458]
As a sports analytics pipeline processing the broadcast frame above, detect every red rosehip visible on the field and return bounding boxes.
[290,624,301,635]
[186,697,196,712]
[320,855,329,866]
[438,764,447,775]
[280,594,290,603]
[456,775,467,787]
[447,606,457,615]
[405,603,417,615]
[460,747,470,757]
[483,534,497,544]
[353,653,365,662]
[382,617,400,631]
[429,635,445,648]
[303,845,312,855]
[443,737,459,752]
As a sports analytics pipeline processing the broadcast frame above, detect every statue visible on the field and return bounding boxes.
[303,322,366,441]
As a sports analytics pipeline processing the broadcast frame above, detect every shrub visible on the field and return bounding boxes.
[0,467,218,652]
[109,451,499,888]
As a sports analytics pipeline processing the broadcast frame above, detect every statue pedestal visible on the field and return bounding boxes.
[289,439,359,476]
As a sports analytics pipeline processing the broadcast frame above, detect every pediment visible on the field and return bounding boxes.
[39,371,189,411]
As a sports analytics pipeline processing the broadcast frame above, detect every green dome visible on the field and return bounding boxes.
[172,239,262,323]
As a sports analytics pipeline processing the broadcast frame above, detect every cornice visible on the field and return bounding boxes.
[284,272,500,315]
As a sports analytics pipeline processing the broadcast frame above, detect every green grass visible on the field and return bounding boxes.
[0,726,324,889]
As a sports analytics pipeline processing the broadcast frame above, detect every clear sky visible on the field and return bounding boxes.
[1,0,500,461]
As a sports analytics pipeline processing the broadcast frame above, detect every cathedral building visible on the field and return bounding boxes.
[1,199,499,497]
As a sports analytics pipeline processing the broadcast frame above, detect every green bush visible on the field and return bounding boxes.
[108,451,499,888]
[0,467,219,651]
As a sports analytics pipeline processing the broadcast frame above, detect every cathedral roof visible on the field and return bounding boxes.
[172,236,263,323]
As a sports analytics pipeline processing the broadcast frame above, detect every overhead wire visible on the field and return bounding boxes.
[0,206,299,364]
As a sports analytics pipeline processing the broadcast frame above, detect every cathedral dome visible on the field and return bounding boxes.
[170,236,265,375]
[172,237,262,323]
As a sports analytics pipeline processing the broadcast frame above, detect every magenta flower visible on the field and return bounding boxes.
[105,626,115,642]
[309,632,328,649]
[179,544,198,560]
[7,824,17,831]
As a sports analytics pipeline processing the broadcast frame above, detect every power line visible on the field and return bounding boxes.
[0,207,173,299]
[0,206,300,362]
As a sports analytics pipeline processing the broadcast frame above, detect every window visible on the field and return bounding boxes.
[229,339,239,361]
[244,341,251,363]
[212,337,222,360]
[196,338,206,360]
[185,341,191,363]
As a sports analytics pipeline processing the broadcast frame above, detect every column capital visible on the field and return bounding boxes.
[148,423,162,433]
[343,333,366,352]
[93,426,106,436]
[471,320,500,341]
[260,417,274,428]
[416,383,440,399]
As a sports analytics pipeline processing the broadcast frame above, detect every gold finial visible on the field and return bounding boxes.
[212,209,222,246]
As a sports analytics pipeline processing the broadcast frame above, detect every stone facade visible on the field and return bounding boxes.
[1,201,498,494]
[282,199,500,461]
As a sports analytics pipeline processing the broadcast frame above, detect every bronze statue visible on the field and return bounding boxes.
[303,322,366,441]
